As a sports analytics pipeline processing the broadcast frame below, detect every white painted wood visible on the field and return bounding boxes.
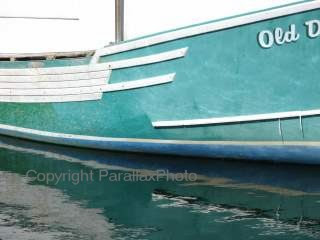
[0,71,174,102]
[0,85,106,96]
[0,47,186,76]
[0,78,106,89]
[0,64,111,76]
[0,71,109,82]
[153,109,320,128]
[0,93,102,103]
[94,1,320,57]
[107,47,188,67]
[103,73,175,92]
[91,47,188,65]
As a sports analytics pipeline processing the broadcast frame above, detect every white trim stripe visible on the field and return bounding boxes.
[102,47,188,67]
[91,47,188,66]
[153,109,320,128]
[93,1,320,58]
[103,73,176,92]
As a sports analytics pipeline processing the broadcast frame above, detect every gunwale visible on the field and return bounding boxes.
[92,0,319,61]
[0,1,316,62]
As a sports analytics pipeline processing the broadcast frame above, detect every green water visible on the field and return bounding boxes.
[0,136,319,240]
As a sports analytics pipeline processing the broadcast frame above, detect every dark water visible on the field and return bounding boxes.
[0,136,319,240]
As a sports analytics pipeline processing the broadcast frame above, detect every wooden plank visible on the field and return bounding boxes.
[0,93,102,103]
[0,47,186,77]
[0,64,111,76]
[0,85,106,96]
[0,71,109,82]
[92,47,188,66]
[0,78,106,89]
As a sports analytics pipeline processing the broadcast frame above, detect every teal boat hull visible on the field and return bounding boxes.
[1,1,320,163]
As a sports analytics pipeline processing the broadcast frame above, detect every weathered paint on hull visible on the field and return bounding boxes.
[3,125,320,164]
[0,2,319,163]
[1,122,320,164]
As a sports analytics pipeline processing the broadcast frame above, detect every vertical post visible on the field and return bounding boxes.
[115,0,124,43]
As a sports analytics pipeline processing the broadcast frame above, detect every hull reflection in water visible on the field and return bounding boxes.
[0,135,319,239]
[0,172,114,240]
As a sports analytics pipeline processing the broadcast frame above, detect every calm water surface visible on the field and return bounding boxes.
[0,136,319,240]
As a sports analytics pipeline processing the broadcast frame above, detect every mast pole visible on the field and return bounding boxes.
[115,0,124,43]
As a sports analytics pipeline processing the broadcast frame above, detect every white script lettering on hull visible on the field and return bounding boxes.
[305,20,320,38]
[258,24,300,49]
[258,18,320,49]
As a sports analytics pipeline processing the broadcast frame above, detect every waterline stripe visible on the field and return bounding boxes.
[0,122,320,147]
[153,109,320,128]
